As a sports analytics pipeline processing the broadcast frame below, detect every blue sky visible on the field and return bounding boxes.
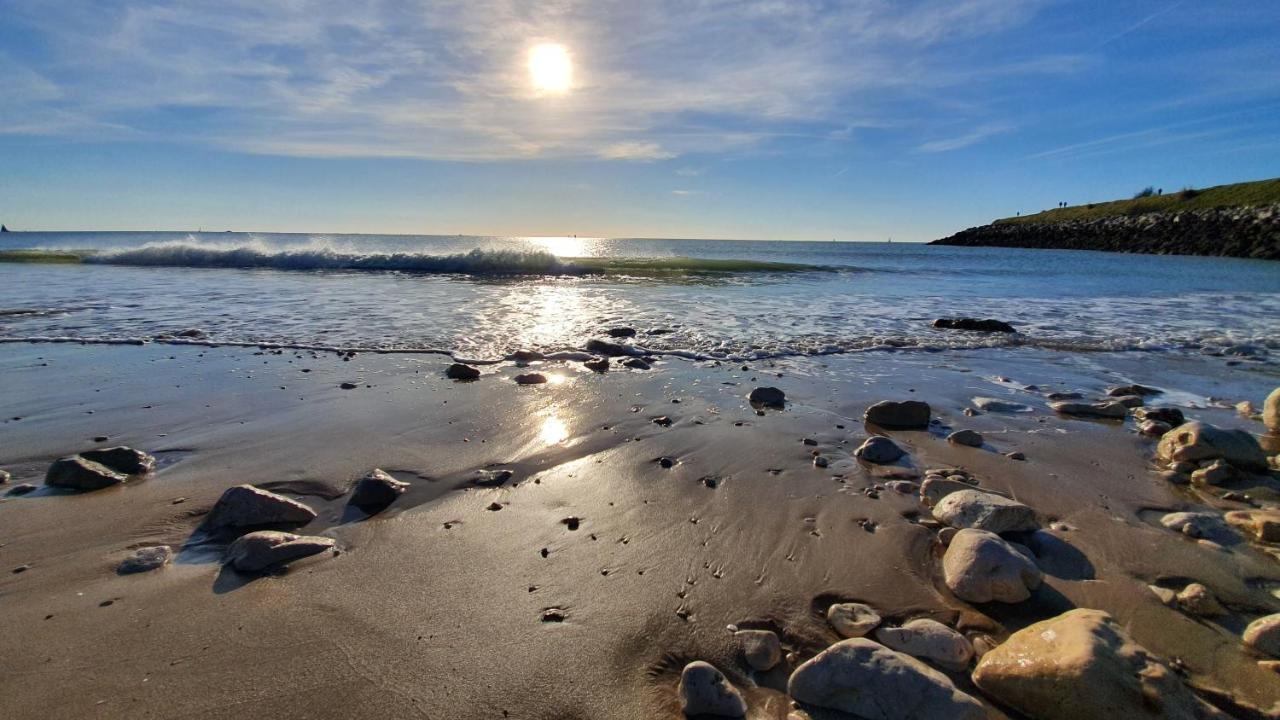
[1,0,1278,241]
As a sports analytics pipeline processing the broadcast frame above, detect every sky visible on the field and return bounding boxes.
[1,0,1278,241]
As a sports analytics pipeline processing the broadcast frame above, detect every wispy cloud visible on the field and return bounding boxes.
[916,124,1012,153]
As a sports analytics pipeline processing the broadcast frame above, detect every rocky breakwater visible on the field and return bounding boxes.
[932,203,1280,259]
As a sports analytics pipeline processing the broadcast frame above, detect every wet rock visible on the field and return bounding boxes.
[827,602,881,638]
[1149,585,1176,606]
[787,638,984,719]
[812,456,829,468]
[920,477,978,507]
[747,386,786,408]
[865,400,931,429]
[886,480,919,494]
[972,397,1035,413]
[1107,384,1161,397]
[7,483,36,496]
[0,469,7,484]
[585,338,628,356]
[875,618,974,671]
[855,436,905,464]
[1050,400,1127,418]
[1265,387,1280,432]
[973,608,1215,720]
[203,484,318,530]
[1046,392,1083,401]
[1224,509,1280,542]
[349,469,409,512]
[510,350,544,362]
[1176,583,1226,617]
[943,529,1043,603]
[653,416,673,427]
[735,629,781,671]
[583,358,610,373]
[933,318,1015,333]
[1190,459,1238,486]
[1139,419,1172,437]
[678,661,746,717]
[445,363,480,380]
[1160,512,1235,542]
[117,545,173,575]
[606,327,636,338]
[1157,421,1268,471]
[933,489,1037,533]
[224,530,335,573]
[472,469,514,487]
[948,429,983,447]
[1133,406,1185,426]
[81,446,156,475]
[1112,394,1145,408]
[1006,451,1026,461]
[339,381,358,390]
[514,373,548,385]
[623,357,651,370]
[1244,614,1280,658]
[45,456,128,490]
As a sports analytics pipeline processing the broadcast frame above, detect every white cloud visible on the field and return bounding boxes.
[916,124,1012,153]
[599,141,675,161]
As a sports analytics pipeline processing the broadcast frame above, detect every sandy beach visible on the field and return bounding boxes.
[2,341,1278,718]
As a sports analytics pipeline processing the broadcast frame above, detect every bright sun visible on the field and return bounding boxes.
[528,43,573,94]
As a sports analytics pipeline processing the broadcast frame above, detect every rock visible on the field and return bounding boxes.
[943,529,1043,603]
[1160,512,1235,542]
[224,530,335,573]
[80,446,156,475]
[585,338,628,356]
[1050,400,1127,418]
[938,527,958,545]
[1046,391,1083,401]
[339,381,358,389]
[606,327,636,338]
[1112,394,1145,408]
[933,489,1037,533]
[735,629,781,671]
[1107,384,1161,397]
[677,661,746,717]
[973,608,1215,720]
[787,638,984,719]
[203,484,318,530]
[1244,614,1280,658]
[0,469,9,484]
[445,363,480,380]
[855,436,905,464]
[1157,421,1268,471]
[583,358,610,373]
[827,602,881,638]
[514,373,548,385]
[948,429,983,447]
[1190,459,1238,486]
[1133,406,1185,425]
[45,456,128,490]
[1139,419,1172,437]
[117,545,173,574]
[7,483,36,496]
[1265,388,1280,432]
[510,350,544,362]
[920,477,976,507]
[1149,585,1177,605]
[812,455,829,468]
[886,480,919,494]
[1236,400,1256,416]
[349,469,408,512]
[865,400,931,429]
[972,397,1034,413]
[1224,509,1280,542]
[1006,451,1026,461]
[1176,583,1226,617]
[933,318,1015,333]
[623,357,651,370]
[875,618,974,671]
[176,327,206,338]
[747,386,785,408]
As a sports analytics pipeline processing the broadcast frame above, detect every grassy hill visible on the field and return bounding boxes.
[993,177,1280,226]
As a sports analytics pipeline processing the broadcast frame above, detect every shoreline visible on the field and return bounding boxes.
[1,342,1279,718]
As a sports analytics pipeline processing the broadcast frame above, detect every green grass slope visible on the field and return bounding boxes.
[993,177,1280,226]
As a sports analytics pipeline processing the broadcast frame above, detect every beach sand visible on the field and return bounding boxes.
[2,342,1279,718]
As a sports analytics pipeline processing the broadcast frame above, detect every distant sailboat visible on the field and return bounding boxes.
[0,224,9,233]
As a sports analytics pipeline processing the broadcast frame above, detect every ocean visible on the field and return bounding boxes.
[2,231,1278,362]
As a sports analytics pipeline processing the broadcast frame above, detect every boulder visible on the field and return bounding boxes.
[972,397,1034,413]
[747,387,785,408]
[827,602,881,638]
[735,629,781,671]
[117,545,174,574]
[1265,387,1280,433]
[80,446,156,475]
[585,338,628,356]
[1050,400,1127,418]
[677,661,746,717]
[1157,421,1268,472]
[1224,509,1280,543]
[1133,406,1185,426]
[933,318,1015,333]
[514,373,548,385]
[623,357,651,370]
[932,489,1037,533]
[973,608,1214,720]
[865,400,931,429]
[203,484,318,530]
[45,456,128,490]
[1160,512,1236,542]
[787,638,984,719]
[948,429,983,447]
[943,529,1043,603]
[1139,420,1172,437]
[1107,384,1161,397]
[445,363,480,380]
[1244,614,1280,658]
[349,469,409,512]
[224,530,335,573]
[875,618,974,671]
[855,436,905,464]
[920,477,977,507]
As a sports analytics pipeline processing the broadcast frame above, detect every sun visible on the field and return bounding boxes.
[528,43,573,94]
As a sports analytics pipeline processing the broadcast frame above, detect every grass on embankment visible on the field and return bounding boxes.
[993,177,1280,226]
[0,250,84,263]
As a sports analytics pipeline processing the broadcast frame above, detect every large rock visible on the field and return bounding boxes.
[948,429,983,447]
[348,469,409,512]
[854,436,905,464]
[117,545,174,574]
[920,477,978,507]
[203,484,318,530]
[224,530,335,573]
[747,386,785,408]
[1244,614,1280,658]
[1224,509,1280,543]
[1133,406,1185,426]
[973,609,1213,720]
[735,629,781,671]
[1160,511,1236,542]
[865,400,931,429]
[875,618,974,671]
[827,602,881,638]
[787,638,984,719]
[45,456,128,490]
[943,529,1043,603]
[932,489,1037,533]
[677,661,746,717]
[933,318,1015,333]
[1265,387,1280,433]
[1050,400,1127,418]
[1157,421,1268,472]
[972,397,1034,413]
[1107,384,1161,397]
[445,363,480,380]
[80,446,156,475]
[585,338,629,356]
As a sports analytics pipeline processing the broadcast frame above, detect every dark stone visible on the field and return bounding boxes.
[934,318,1016,333]
[348,469,409,512]
[514,373,548,385]
[606,327,636,338]
[1107,384,1161,397]
[224,531,334,573]
[45,456,128,490]
[202,484,318,530]
[445,363,481,380]
[584,358,610,373]
[653,416,673,427]
[7,483,36,496]
[339,381,358,389]
[510,350,545,362]
[585,339,627,356]
[865,400,931,429]
[748,386,786,408]
[1133,406,1184,426]
[80,446,155,475]
[623,358,651,370]
[117,546,174,575]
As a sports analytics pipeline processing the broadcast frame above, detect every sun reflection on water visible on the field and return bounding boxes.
[540,415,569,444]
[524,236,594,257]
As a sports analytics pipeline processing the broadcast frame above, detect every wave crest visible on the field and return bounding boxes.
[84,245,584,275]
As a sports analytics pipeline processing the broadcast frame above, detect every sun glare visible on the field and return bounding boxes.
[528,43,573,94]
[540,415,569,444]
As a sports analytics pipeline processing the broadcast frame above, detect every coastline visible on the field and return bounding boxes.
[2,342,1279,718]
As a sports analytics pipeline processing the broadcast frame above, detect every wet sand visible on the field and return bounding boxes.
[1,342,1279,718]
